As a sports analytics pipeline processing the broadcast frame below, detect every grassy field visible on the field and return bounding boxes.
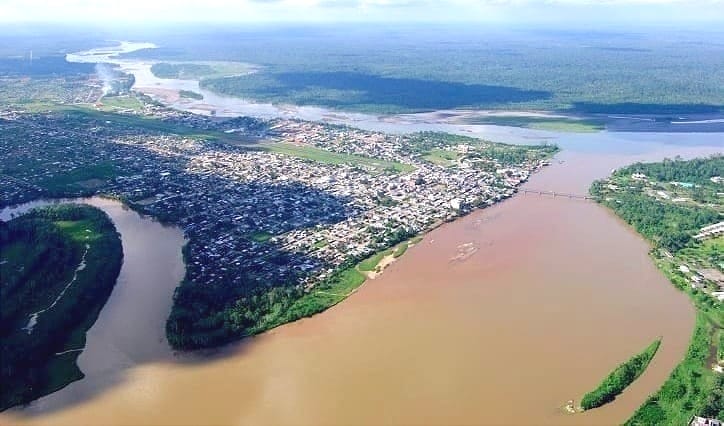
[313,239,328,249]
[461,116,605,133]
[358,248,394,271]
[98,95,145,112]
[410,236,424,244]
[264,143,415,173]
[678,236,724,273]
[393,242,409,258]
[248,231,273,243]
[422,148,460,166]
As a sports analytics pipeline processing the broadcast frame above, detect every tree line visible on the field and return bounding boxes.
[0,204,122,410]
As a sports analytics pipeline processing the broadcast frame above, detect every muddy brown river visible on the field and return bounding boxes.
[2,45,722,424]
[1,138,721,425]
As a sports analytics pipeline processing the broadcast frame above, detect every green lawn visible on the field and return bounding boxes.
[248,231,273,243]
[358,249,394,271]
[679,236,724,267]
[393,242,409,258]
[410,236,424,244]
[264,143,415,173]
[423,148,460,166]
[55,219,103,243]
[313,239,328,249]
[98,95,145,112]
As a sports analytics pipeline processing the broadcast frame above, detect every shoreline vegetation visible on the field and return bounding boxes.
[591,155,723,423]
[165,144,555,351]
[0,204,123,411]
[167,229,433,348]
[579,339,662,411]
[0,89,558,354]
[179,90,203,100]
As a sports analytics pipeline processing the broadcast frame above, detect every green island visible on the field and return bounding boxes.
[179,90,203,100]
[590,155,723,423]
[580,339,662,410]
[150,62,254,80]
[458,116,606,133]
[0,204,123,410]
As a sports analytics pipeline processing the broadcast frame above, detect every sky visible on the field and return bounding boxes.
[1,0,723,25]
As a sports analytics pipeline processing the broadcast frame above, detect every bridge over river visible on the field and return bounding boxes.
[518,188,594,200]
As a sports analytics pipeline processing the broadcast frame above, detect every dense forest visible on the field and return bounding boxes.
[0,204,122,410]
[0,56,94,77]
[591,155,722,252]
[120,26,724,114]
[593,191,718,252]
[622,156,724,185]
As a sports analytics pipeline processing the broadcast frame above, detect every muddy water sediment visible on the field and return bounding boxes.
[2,141,721,424]
[1,41,720,424]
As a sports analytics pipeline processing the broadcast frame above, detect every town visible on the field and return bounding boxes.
[1,99,554,294]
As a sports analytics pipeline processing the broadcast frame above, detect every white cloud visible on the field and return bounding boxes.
[0,0,722,23]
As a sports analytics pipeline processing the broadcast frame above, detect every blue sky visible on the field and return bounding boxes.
[1,0,723,25]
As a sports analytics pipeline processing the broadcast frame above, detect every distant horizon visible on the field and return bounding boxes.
[1,0,723,26]
[2,20,724,37]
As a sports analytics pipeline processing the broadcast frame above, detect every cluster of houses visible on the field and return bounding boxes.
[0,105,547,293]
